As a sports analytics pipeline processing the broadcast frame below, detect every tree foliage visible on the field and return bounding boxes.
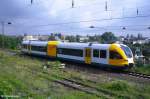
[0,35,22,49]
[101,32,118,43]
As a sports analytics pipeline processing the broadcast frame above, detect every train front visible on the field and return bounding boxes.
[109,44,134,69]
[120,44,134,68]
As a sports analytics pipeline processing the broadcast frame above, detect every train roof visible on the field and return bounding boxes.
[92,44,111,49]
[22,40,126,49]
[22,40,48,46]
[22,40,30,44]
[58,42,88,49]
[58,42,112,49]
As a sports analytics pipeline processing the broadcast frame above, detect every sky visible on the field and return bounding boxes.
[0,0,150,37]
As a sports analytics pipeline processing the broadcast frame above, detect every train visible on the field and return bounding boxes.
[21,40,134,69]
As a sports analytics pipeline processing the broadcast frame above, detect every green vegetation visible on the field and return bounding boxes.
[132,64,150,75]
[0,50,101,99]
[0,35,22,49]
[65,73,150,99]
[0,34,149,98]
[100,32,118,43]
[103,80,150,99]
[106,80,130,91]
[0,50,150,99]
[127,43,150,58]
[65,32,118,43]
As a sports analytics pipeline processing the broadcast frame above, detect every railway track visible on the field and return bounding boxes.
[54,79,104,97]
[54,78,123,99]
[65,62,150,81]
[126,71,150,80]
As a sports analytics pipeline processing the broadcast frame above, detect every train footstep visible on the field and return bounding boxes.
[59,63,66,69]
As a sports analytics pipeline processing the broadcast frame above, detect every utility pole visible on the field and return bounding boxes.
[105,1,108,11]
[72,0,74,8]
[31,0,33,5]
[1,21,4,48]
[1,22,11,48]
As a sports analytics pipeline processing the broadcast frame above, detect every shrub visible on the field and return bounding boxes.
[106,80,131,91]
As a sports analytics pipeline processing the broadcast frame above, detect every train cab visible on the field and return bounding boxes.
[109,44,134,69]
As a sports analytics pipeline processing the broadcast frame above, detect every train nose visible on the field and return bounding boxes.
[127,58,134,67]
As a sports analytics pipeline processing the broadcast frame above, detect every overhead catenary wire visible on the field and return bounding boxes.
[28,22,150,33]
[6,0,150,35]
[29,28,150,35]
[38,0,110,18]
[52,5,150,22]
[15,0,150,26]
[28,0,150,19]
[30,15,150,27]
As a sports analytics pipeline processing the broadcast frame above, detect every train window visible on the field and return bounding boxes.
[93,49,99,57]
[110,51,122,59]
[22,44,27,49]
[22,44,25,49]
[58,48,62,54]
[31,45,46,52]
[58,48,83,57]
[121,45,132,58]
[40,46,47,52]
[100,50,106,58]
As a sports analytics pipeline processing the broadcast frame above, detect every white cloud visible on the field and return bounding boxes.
[49,10,57,17]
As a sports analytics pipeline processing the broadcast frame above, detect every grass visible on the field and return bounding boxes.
[105,80,130,91]
[132,64,150,75]
[0,49,150,99]
[0,50,102,99]
[65,72,150,99]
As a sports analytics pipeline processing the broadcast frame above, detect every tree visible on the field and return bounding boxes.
[65,35,76,42]
[76,35,80,42]
[137,33,142,39]
[0,35,22,49]
[126,34,129,38]
[100,32,118,44]
[130,34,134,39]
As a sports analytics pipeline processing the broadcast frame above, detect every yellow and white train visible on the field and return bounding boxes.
[21,40,134,69]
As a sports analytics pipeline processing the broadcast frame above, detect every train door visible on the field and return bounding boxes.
[47,41,60,57]
[85,48,92,64]
[28,40,31,54]
[47,45,57,57]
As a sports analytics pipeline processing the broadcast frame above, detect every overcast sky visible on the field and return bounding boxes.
[0,0,150,37]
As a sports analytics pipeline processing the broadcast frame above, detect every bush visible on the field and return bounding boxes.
[134,64,150,74]
[0,52,4,58]
[0,35,22,50]
[106,80,131,91]
[0,90,4,96]
[44,61,61,69]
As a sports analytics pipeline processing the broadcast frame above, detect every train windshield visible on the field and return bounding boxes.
[121,45,132,58]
